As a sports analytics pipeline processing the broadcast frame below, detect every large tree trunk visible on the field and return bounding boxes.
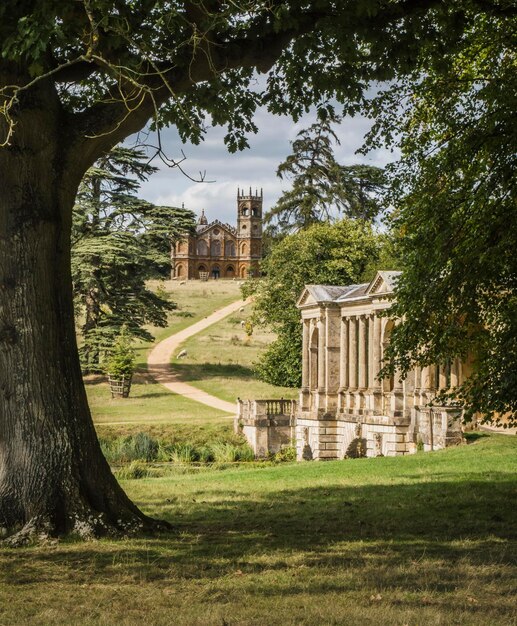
[0,75,165,545]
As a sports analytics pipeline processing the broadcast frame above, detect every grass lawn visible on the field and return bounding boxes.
[172,304,298,403]
[1,434,516,625]
[134,279,244,369]
[87,374,230,426]
[87,280,243,435]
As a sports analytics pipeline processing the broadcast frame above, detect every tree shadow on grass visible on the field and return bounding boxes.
[3,479,516,589]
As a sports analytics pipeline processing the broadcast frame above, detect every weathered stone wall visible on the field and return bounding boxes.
[239,401,463,461]
[236,399,296,458]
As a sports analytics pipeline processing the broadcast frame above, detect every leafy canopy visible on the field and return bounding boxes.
[1,1,500,160]
[244,219,389,387]
[72,146,195,372]
[364,9,517,423]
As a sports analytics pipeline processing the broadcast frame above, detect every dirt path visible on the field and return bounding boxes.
[147,298,249,415]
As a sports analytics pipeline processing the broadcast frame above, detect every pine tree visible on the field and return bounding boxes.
[72,147,195,372]
[265,113,385,232]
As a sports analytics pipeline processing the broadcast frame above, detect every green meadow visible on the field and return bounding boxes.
[1,434,516,625]
[171,304,298,402]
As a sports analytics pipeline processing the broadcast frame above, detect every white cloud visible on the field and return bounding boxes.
[134,105,396,225]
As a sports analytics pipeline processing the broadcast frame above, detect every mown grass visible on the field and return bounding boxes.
[87,374,230,427]
[87,279,243,431]
[172,306,298,403]
[1,434,515,625]
[134,279,244,369]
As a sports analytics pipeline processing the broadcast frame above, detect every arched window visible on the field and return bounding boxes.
[225,265,235,278]
[197,240,208,256]
[226,241,236,256]
[252,207,259,217]
[175,264,184,278]
[241,243,247,255]
[241,206,249,216]
[211,240,221,256]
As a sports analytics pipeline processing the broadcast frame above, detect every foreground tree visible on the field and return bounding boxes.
[0,1,508,542]
[265,114,385,232]
[365,8,517,424]
[244,220,389,387]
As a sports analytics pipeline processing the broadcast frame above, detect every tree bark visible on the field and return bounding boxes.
[0,76,164,545]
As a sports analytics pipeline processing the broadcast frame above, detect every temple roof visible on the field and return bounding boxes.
[297,271,401,308]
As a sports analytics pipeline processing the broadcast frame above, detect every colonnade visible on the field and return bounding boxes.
[300,307,463,418]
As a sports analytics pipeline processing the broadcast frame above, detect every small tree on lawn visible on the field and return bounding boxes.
[105,327,136,398]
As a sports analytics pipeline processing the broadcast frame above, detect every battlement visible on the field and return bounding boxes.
[237,187,263,201]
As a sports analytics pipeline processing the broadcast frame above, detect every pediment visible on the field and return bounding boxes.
[197,220,237,237]
[296,287,318,308]
[366,271,401,296]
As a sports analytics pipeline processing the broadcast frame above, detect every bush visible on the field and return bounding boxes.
[99,432,159,463]
[273,445,297,463]
[254,328,302,388]
[105,326,135,379]
[116,461,153,480]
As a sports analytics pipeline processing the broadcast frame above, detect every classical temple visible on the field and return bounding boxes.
[237,270,465,459]
[171,188,263,280]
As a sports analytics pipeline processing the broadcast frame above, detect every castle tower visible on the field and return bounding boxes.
[237,187,263,278]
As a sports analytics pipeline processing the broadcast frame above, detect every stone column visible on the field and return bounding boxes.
[357,315,367,411]
[358,316,367,389]
[324,307,341,411]
[371,313,383,413]
[412,365,421,407]
[338,316,348,411]
[301,319,310,389]
[420,366,432,406]
[347,316,357,410]
[301,319,310,410]
[438,364,447,390]
[317,313,326,412]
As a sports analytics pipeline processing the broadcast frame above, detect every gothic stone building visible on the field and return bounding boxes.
[237,270,465,460]
[171,188,263,280]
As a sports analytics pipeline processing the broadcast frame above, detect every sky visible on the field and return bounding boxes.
[132,106,395,225]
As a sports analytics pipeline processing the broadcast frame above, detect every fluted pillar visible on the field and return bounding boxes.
[301,319,310,410]
[371,313,383,413]
[348,316,357,410]
[338,316,348,411]
[324,307,341,411]
[420,365,432,405]
[356,315,367,411]
[358,315,367,389]
[317,314,326,393]
[301,320,310,388]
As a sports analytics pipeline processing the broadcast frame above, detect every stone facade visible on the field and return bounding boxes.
[171,188,263,280]
[237,271,464,459]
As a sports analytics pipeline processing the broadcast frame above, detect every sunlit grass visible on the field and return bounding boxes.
[1,434,516,625]
[172,305,298,402]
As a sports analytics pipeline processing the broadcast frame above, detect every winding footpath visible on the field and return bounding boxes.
[147,298,250,415]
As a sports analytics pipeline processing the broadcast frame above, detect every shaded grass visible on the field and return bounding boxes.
[173,306,298,402]
[1,434,516,625]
